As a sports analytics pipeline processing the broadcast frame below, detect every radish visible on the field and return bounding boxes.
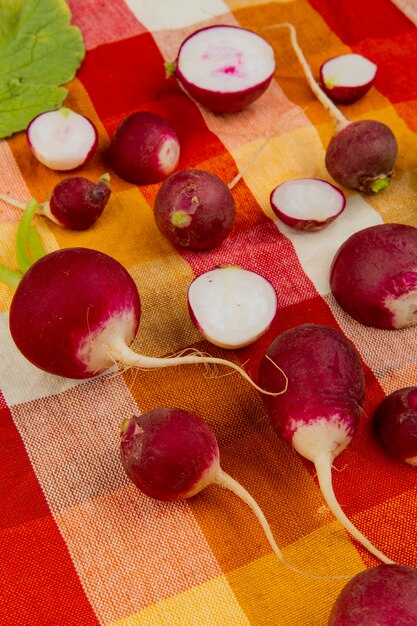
[107,112,180,185]
[330,223,417,330]
[188,266,278,348]
[120,407,349,579]
[328,564,417,625]
[0,174,111,230]
[269,24,397,194]
[153,169,236,249]
[258,323,393,564]
[7,246,282,394]
[270,178,346,231]
[373,387,417,466]
[167,25,276,113]
[320,54,377,105]
[26,108,98,171]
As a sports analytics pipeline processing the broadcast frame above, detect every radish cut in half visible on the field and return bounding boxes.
[27,108,98,171]
[171,26,276,113]
[270,178,346,231]
[320,54,377,104]
[188,266,278,349]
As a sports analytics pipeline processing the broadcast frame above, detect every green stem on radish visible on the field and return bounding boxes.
[0,262,22,289]
[99,172,111,185]
[16,197,41,274]
[28,225,46,261]
[314,452,395,564]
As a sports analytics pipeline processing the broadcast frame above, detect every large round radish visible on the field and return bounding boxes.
[0,174,111,230]
[168,25,276,113]
[188,266,278,348]
[330,223,417,329]
[26,108,98,171]
[153,169,236,249]
[373,387,417,466]
[270,178,346,231]
[8,247,279,394]
[258,323,393,564]
[120,407,347,579]
[328,564,417,625]
[108,112,180,185]
[320,53,377,105]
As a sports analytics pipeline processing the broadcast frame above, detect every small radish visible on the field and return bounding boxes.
[270,24,397,194]
[0,174,111,230]
[120,407,349,579]
[153,169,236,249]
[270,178,346,231]
[107,112,180,185]
[7,247,281,395]
[320,53,377,105]
[27,108,98,171]
[328,564,417,625]
[167,25,276,113]
[188,266,278,348]
[330,223,417,329]
[258,323,393,564]
[373,387,417,466]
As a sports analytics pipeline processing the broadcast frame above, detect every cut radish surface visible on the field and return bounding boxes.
[188,266,278,349]
[270,178,346,231]
[27,108,98,171]
[170,25,276,112]
[320,54,377,104]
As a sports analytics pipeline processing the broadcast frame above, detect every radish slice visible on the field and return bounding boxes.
[270,178,346,231]
[188,266,278,349]
[27,108,98,171]
[171,25,276,113]
[320,54,377,104]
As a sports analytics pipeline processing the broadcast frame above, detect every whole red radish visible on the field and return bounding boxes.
[108,112,180,185]
[168,25,276,113]
[330,223,417,329]
[373,387,417,466]
[328,564,417,625]
[154,169,236,249]
[320,53,377,105]
[259,323,393,564]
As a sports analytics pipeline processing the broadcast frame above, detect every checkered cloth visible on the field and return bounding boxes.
[1,1,416,624]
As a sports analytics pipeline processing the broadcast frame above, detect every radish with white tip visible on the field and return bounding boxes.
[270,178,346,231]
[27,108,98,170]
[373,387,417,466]
[188,266,278,348]
[259,323,394,564]
[320,53,377,104]
[167,25,276,113]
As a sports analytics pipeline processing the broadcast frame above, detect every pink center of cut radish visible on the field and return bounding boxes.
[322,54,377,89]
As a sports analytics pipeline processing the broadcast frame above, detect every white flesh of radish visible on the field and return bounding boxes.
[28,109,97,170]
[321,54,377,89]
[292,420,394,565]
[158,138,181,175]
[271,178,345,224]
[188,267,277,348]
[384,288,417,329]
[178,27,275,93]
[404,455,417,467]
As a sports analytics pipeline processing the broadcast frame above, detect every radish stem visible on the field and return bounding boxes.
[0,263,22,289]
[28,225,46,261]
[16,198,40,273]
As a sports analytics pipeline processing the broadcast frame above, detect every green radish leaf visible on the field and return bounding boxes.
[0,0,85,138]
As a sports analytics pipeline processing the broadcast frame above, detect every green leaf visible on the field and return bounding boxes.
[0,0,85,138]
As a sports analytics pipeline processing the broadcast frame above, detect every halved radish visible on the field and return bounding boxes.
[270,178,346,231]
[27,108,98,171]
[168,25,276,113]
[320,54,377,104]
[188,266,278,349]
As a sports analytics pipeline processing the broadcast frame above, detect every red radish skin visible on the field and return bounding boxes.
[169,25,276,113]
[154,169,236,249]
[108,112,180,185]
[26,108,98,171]
[270,178,346,231]
[328,564,417,626]
[120,408,349,579]
[373,387,417,466]
[330,223,417,330]
[259,323,393,564]
[320,54,377,105]
[8,247,279,394]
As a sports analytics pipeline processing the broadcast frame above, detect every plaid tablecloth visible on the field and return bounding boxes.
[1,1,416,624]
